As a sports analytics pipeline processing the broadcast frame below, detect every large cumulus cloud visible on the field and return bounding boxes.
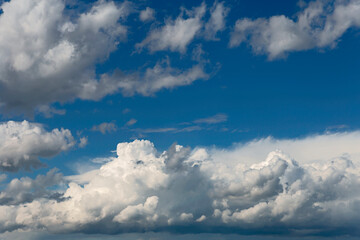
[1,133,360,236]
[0,121,75,171]
[0,0,129,113]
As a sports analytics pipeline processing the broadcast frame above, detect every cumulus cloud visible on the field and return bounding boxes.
[0,169,63,205]
[139,7,155,22]
[0,0,212,114]
[0,121,75,172]
[0,0,130,113]
[137,2,228,53]
[136,3,206,53]
[1,132,360,236]
[230,0,360,59]
[91,122,118,134]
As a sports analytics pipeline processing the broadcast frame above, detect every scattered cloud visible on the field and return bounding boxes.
[0,121,75,172]
[36,105,66,118]
[113,60,208,96]
[139,7,155,22]
[91,122,117,134]
[230,0,360,59]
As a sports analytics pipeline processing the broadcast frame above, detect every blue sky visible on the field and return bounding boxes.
[1,0,360,239]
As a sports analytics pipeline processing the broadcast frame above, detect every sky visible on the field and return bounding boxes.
[1,0,360,239]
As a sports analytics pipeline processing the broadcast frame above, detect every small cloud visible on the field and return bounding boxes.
[126,119,137,126]
[122,108,131,114]
[325,124,349,133]
[36,105,66,118]
[193,113,228,124]
[0,174,7,183]
[139,7,155,22]
[79,137,88,148]
[91,157,113,164]
[91,122,117,134]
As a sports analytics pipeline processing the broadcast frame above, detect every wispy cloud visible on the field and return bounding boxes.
[125,119,137,126]
[193,113,228,124]
[91,122,118,134]
[129,114,231,135]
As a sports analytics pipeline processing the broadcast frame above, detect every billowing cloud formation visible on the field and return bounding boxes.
[0,0,208,114]
[1,133,360,236]
[0,121,75,172]
[230,0,360,59]
[137,2,228,53]
[0,0,129,113]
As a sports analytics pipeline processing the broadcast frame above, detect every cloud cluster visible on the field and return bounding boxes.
[230,0,360,59]
[1,133,360,236]
[0,121,75,172]
[0,0,208,114]
[0,0,129,113]
[136,2,229,53]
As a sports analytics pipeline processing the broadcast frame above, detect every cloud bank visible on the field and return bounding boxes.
[0,121,75,172]
[230,0,360,59]
[1,132,360,236]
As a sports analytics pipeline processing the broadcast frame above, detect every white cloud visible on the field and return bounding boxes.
[79,137,88,148]
[230,0,360,59]
[113,60,208,96]
[139,7,155,22]
[204,1,229,40]
[126,119,137,126]
[0,121,75,172]
[0,169,63,205]
[91,122,117,134]
[0,0,128,113]
[0,0,212,114]
[1,132,360,236]
[136,3,206,53]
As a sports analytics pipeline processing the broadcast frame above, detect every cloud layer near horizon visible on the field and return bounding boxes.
[1,132,360,236]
